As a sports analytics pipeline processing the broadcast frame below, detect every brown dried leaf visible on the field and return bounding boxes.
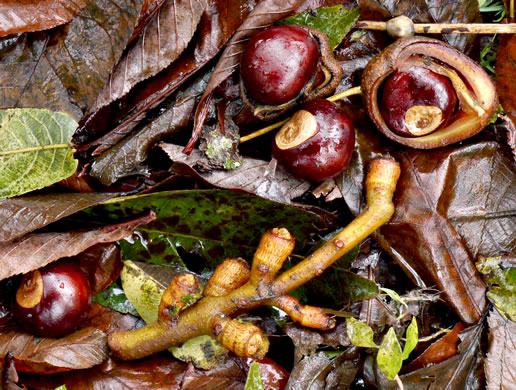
[339,125,516,324]
[184,0,307,153]
[0,0,143,121]
[486,309,516,390]
[76,0,253,154]
[88,69,210,185]
[83,303,145,335]
[0,212,156,281]
[180,359,246,390]
[92,0,207,111]
[0,327,108,374]
[162,144,311,203]
[18,354,186,389]
[0,0,89,36]
[496,34,516,128]
[0,193,114,243]
[77,243,123,296]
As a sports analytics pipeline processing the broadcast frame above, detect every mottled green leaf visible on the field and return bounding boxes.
[245,362,265,390]
[278,6,360,49]
[83,190,333,270]
[93,281,138,316]
[476,256,516,319]
[0,108,78,198]
[346,318,378,348]
[377,327,403,381]
[402,317,418,360]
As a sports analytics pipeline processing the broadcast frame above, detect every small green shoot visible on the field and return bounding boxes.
[245,362,265,390]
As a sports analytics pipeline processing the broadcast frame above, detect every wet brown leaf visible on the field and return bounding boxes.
[19,354,186,389]
[89,69,210,185]
[162,144,311,203]
[0,327,108,374]
[376,321,485,389]
[496,34,516,127]
[180,359,246,390]
[0,212,156,281]
[83,303,145,335]
[485,309,516,390]
[185,0,307,153]
[0,0,90,36]
[0,0,144,121]
[339,124,516,324]
[92,0,207,111]
[0,193,114,243]
[403,322,464,372]
[77,243,123,295]
[75,0,254,154]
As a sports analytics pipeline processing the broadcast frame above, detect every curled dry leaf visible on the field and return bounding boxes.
[0,193,114,243]
[0,0,90,37]
[0,212,156,281]
[0,327,108,374]
[184,0,307,153]
[161,143,311,203]
[92,0,207,111]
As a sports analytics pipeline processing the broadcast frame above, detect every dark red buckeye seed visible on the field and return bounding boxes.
[13,260,92,338]
[240,25,320,105]
[380,66,457,137]
[272,99,354,182]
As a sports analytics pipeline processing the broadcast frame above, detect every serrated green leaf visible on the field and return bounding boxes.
[245,362,265,390]
[0,108,78,198]
[93,281,139,316]
[402,317,418,360]
[278,6,360,49]
[377,327,403,381]
[346,318,378,348]
[83,190,330,270]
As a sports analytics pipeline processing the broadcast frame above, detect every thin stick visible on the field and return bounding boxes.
[239,86,363,143]
[356,20,516,34]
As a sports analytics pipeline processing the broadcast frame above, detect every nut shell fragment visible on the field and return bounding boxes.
[362,36,498,149]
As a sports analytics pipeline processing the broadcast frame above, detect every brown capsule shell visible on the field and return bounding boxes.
[362,36,497,149]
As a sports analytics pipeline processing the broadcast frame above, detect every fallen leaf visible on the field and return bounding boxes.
[0,192,114,243]
[92,0,207,111]
[0,0,144,121]
[0,0,90,36]
[77,243,124,295]
[0,327,108,374]
[485,309,516,390]
[496,32,516,127]
[162,144,311,203]
[0,212,156,281]
[0,109,78,198]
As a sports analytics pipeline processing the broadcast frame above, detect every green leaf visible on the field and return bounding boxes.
[54,386,67,390]
[380,287,409,315]
[0,108,78,198]
[83,190,331,270]
[245,362,265,390]
[93,281,139,316]
[377,327,403,381]
[402,317,418,360]
[476,256,516,319]
[278,6,360,49]
[346,318,378,348]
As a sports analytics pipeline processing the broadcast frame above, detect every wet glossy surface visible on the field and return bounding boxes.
[240,25,319,105]
[13,260,92,337]
[380,66,457,137]
[272,99,354,182]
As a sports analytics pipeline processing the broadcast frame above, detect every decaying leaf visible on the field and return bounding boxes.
[0,212,155,281]
[0,0,90,36]
[485,309,516,390]
[0,192,114,243]
[496,34,516,127]
[0,327,108,374]
[0,109,78,198]
[92,0,207,111]
[162,144,311,203]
